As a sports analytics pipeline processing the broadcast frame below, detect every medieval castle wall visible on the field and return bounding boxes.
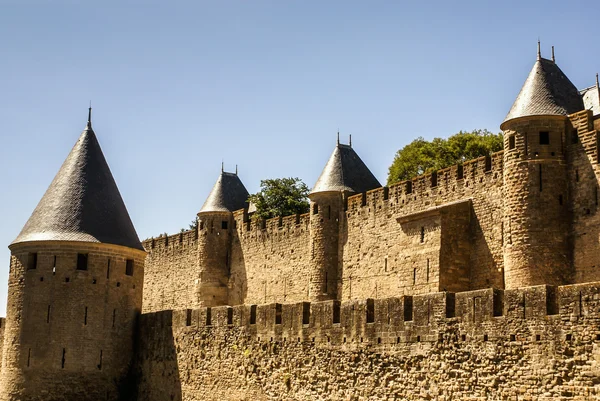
[134,281,600,401]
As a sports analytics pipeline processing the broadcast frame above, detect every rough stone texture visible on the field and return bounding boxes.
[0,242,145,401]
[134,282,600,401]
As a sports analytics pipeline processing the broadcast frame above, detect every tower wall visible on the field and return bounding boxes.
[0,241,145,401]
[308,192,343,301]
[197,212,232,307]
[502,117,572,289]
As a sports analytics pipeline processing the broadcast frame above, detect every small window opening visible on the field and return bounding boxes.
[65,277,69,283]
[509,135,516,149]
[53,255,57,267]
[27,253,38,270]
[576,169,580,182]
[47,305,51,323]
[98,350,103,370]
[302,302,310,325]
[199,221,204,230]
[221,221,228,230]
[361,192,367,207]
[413,268,417,285]
[539,164,543,192]
[112,309,116,328]
[483,334,488,342]
[420,227,425,243]
[84,306,88,325]
[186,309,192,326]
[535,334,541,341]
[416,336,421,342]
[559,195,563,205]
[125,259,134,276]
[77,253,88,271]
[106,260,110,279]
[403,297,413,321]
[384,257,388,272]
[312,204,318,215]
[539,131,550,145]
[510,334,516,342]
[327,205,331,220]
[366,299,375,323]
[27,348,31,367]
[227,307,233,325]
[61,349,66,369]
[205,308,212,326]
[275,303,282,325]
[566,334,572,341]
[426,259,430,282]
[461,334,466,341]
[250,305,257,325]
[332,301,341,324]
[325,272,328,293]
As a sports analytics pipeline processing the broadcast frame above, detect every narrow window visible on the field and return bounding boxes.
[61,349,66,369]
[275,304,282,325]
[27,253,38,270]
[361,193,367,207]
[576,169,579,182]
[559,195,563,205]
[539,164,543,192]
[205,308,212,326]
[426,259,430,282]
[312,204,318,215]
[106,259,110,279]
[250,305,257,325]
[332,301,341,324]
[98,350,103,370]
[509,135,516,149]
[539,131,550,145]
[227,307,233,325]
[112,309,116,328]
[403,297,413,321]
[84,307,88,325]
[246,220,251,232]
[384,257,388,272]
[420,227,425,243]
[413,268,417,285]
[27,348,31,367]
[366,299,375,323]
[302,302,310,325]
[199,221,204,230]
[77,253,88,271]
[185,309,192,326]
[221,221,228,230]
[324,272,328,293]
[125,259,134,276]
[47,305,51,323]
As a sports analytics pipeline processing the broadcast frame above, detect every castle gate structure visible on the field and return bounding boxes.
[2,46,600,400]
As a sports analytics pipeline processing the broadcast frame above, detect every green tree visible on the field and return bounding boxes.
[248,177,310,220]
[387,129,503,185]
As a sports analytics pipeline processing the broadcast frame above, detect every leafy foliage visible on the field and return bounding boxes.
[248,177,310,220]
[387,129,503,184]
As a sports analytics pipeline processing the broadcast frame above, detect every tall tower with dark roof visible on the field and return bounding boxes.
[309,139,381,301]
[501,46,584,289]
[0,110,146,401]
[196,169,249,306]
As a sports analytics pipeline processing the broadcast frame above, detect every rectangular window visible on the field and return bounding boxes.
[332,301,341,324]
[312,204,318,215]
[27,253,38,270]
[509,135,516,149]
[125,259,134,276]
[227,307,233,325]
[249,305,257,325]
[539,164,543,192]
[77,254,88,271]
[302,302,310,325]
[205,307,212,326]
[420,227,425,243]
[275,303,282,325]
[84,306,88,325]
[366,299,375,323]
[539,131,550,145]
[221,221,228,230]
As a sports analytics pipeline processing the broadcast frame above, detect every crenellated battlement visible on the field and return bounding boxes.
[140,281,600,346]
[232,210,311,239]
[142,229,198,253]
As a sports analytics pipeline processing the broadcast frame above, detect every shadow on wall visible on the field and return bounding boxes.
[228,228,247,305]
[133,311,182,401]
[469,206,501,290]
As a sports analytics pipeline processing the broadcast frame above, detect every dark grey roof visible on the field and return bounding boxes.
[199,171,249,214]
[12,116,143,251]
[503,58,584,125]
[311,143,381,195]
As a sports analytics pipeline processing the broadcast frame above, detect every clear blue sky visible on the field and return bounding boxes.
[0,0,598,315]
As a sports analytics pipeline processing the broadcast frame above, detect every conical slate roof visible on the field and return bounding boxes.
[503,57,584,125]
[12,112,143,251]
[199,171,249,214]
[311,143,381,195]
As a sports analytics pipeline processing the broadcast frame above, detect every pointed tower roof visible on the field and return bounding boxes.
[11,109,143,251]
[311,142,381,196]
[199,171,249,214]
[502,56,584,126]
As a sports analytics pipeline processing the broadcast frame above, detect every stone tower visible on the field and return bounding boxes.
[0,110,146,401]
[501,47,584,289]
[309,138,380,301]
[196,169,248,307]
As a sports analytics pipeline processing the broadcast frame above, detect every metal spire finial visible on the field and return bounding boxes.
[349,134,352,147]
[596,73,600,107]
[221,160,224,173]
[537,39,541,60]
[86,102,92,129]
[551,46,555,62]
[235,164,238,175]
[337,131,340,145]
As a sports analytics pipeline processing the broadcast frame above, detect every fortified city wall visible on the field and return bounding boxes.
[134,281,600,401]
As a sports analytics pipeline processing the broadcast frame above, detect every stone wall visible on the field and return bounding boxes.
[142,230,198,313]
[134,282,600,401]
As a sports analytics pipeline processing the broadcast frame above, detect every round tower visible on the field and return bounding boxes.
[196,169,248,307]
[501,47,584,289]
[309,137,381,301]
[0,110,146,401]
